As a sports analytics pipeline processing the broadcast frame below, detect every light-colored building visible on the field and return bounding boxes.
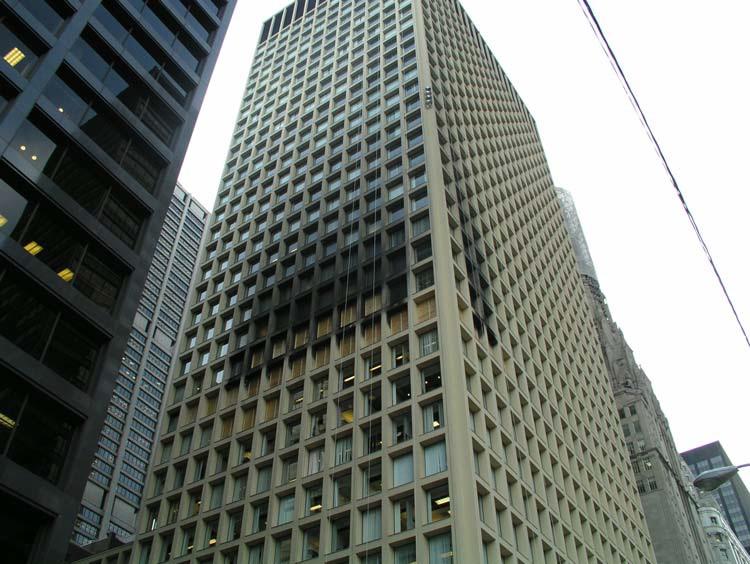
[71,186,208,549]
[75,1,656,562]
[557,188,712,564]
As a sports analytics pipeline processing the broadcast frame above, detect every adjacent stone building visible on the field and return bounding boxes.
[557,188,712,564]
[683,441,750,556]
[698,495,750,564]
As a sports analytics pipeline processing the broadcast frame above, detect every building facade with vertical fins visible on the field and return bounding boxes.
[0,1,235,562]
[556,188,713,564]
[72,184,208,548]
[683,441,750,556]
[75,1,656,563]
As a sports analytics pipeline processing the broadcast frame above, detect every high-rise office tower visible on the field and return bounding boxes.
[683,442,750,555]
[71,185,208,549]
[77,1,656,563]
[557,188,713,564]
[0,2,235,562]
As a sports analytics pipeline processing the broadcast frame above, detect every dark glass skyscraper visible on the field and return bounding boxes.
[72,184,208,548]
[0,2,234,562]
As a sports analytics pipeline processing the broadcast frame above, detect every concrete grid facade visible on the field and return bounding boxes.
[73,185,208,547]
[0,1,234,562]
[79,0,655,563]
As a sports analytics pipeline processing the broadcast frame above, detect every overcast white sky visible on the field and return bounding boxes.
[179,1,750,479]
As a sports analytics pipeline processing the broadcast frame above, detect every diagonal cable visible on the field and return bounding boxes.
[577,0,750,350]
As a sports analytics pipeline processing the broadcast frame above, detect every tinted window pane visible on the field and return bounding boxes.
[18,0,70,34]
[0,491,50,562]
[44,316,100,389]
[1,367,77,483]
[0,378,25,452]
[0,175,32,235]
[70,35,111,81]
[0,267,102,389]
[75,249,124,310]
[10,119,62,174]
[19,204,85,274]
[43,73,89,123]
[101,193,142,248]
[0,269,56,358]
[93,3,129,42]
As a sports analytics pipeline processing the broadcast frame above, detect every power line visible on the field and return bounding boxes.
[576,0,750,350]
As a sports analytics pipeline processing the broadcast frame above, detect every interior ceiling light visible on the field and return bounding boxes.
[0,413,17,429]
[23,241,43,255]
[57,268,75,282]
[0,214,7,227]
[434,496,450,506]
[4,47,25,67]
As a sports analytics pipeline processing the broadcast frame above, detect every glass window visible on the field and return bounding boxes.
[308,447,323,475]
[394,496,415,533]
[394,542,417,564]
[302,525,320,560]
[335,436,353,465]
[392,412,412,443]
[0,367,76,484]
[391,341,409,367]
[0,268,101,390]
[364,426,382,455]
[252,501,268,533]
[364,463,382,496]
[392,375,411,404]
[362,506,381,542]
[256,466,271,493]
[419,330,439,356]
[428,532,453,563]
[415,267,434,291]
[277,495,294,525]
[275,536,291,564]
[333,473,351,506]
[423,400,444,432]
[424,441,448,476]
[331,515,350,551]
[427,484,450,522]
[392,453,413,487]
